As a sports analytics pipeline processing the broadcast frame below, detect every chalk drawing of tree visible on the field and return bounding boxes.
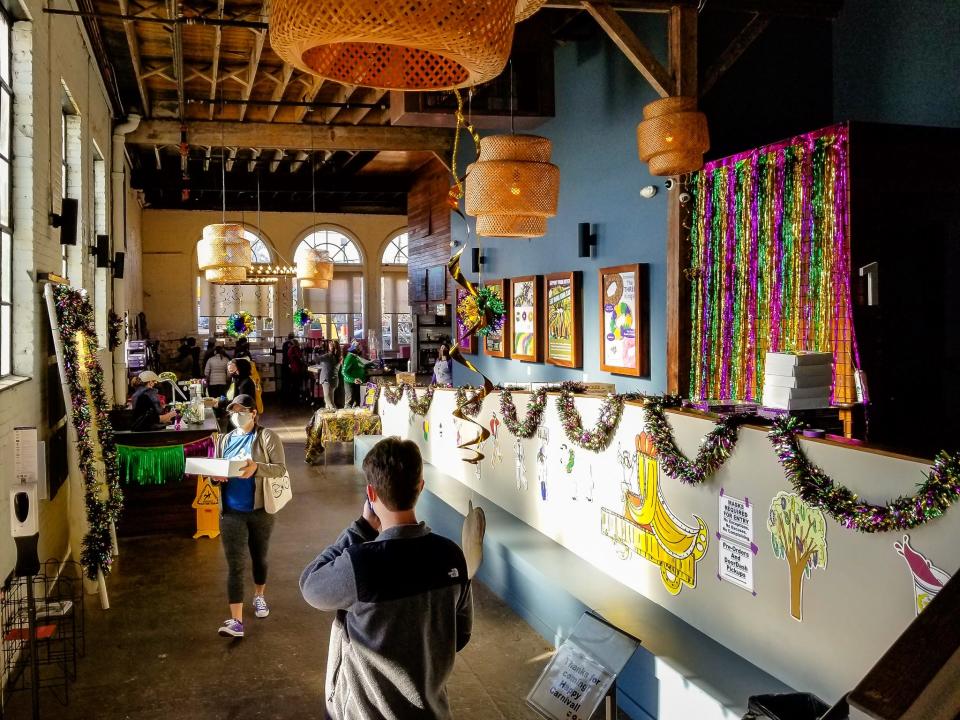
[767,491,828,621]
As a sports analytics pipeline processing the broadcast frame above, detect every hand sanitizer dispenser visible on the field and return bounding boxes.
[11,482,40,577]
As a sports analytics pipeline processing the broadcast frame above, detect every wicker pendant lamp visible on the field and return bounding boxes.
[297,248,334,287]
[465,135,560,238]
[197,224,253,284]
[515,0,547,22]
[637,96,709,176]
[270,0,517,91]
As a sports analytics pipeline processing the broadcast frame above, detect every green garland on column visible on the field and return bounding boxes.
[51,285,123,580]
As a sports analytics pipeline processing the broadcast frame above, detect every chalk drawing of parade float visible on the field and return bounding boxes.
[601,433,709,594]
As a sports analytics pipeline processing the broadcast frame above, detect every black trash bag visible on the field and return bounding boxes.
[744,693,831,720]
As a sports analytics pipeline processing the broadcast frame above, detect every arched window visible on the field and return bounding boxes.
[296,228,362,264]
[381,231,411,353]
[245,229,272,264]
[381,231,408,265]
[294,228,364,342]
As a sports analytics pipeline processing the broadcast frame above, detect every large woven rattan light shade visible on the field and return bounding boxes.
[197,224,253,284]
[465,135,560,238]
[297,248,334,286]
[637,96,709,176]
[299,278,330,290]
[515,0,547,21]
[270,0,516,91]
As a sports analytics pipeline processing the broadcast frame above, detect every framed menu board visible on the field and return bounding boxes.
[598,264,649,377]
[455,286,476,354]
[545,271,582,369]
[511,275,542,363]
[483,279,510,358]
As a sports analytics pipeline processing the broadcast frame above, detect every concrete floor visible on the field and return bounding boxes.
[6,409,554,720]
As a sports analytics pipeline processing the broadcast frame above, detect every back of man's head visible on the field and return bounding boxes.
[363,437,423,511]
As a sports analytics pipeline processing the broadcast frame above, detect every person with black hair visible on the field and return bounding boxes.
[233,337,252,360]
[300,437,472,719]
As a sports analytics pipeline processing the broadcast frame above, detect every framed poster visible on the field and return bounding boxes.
[511,275,542,363]
[483,279,510,358]
[455,286,476,354]
[544,271,582,369]
[598,263,649,377]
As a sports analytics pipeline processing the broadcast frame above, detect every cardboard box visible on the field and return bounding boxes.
[765,352,832,376]
[185,458,247,477]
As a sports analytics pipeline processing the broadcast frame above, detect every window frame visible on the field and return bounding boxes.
[381,231,409,265]
[296,227,363,265]
[0,8,13,377]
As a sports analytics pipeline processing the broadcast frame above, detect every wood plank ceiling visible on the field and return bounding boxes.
[80,0,842,212]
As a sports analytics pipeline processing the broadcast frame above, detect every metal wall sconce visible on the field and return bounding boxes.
[578,223,597,258]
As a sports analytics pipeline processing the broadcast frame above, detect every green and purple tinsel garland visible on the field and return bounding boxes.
[556,386,638,453]
[382,383,437,416]
[455,385,484,418]
[52,285,124,580]
[293,307,312,329]
[226,310,256,338]
[107,309,124,351]
[769,416,960,533]
[499,382,586,439]
[643,397,745,485]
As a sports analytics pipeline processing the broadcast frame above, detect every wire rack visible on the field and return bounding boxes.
[0,559,86,716]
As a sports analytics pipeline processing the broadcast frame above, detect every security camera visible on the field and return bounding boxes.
[664,178,676,190]
[679,192,691,204]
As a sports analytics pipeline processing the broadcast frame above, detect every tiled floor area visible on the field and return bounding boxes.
[4,409,554,719]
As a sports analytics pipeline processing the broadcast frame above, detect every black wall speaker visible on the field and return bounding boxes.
[95,235,110,268]
[54,198,79,246]
[113,251,125,279]
[578,223,597,258]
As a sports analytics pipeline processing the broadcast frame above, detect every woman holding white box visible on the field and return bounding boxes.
[210,394,287,639]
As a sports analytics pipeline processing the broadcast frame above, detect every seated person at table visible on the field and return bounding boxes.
[131,370,177,431]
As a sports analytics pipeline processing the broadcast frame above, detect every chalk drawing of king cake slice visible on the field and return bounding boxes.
[601,433,709,595]
[895,535,952,616]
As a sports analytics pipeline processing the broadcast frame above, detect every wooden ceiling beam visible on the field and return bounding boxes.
[127,120,455,153]
[264,65,295,123]
[248,148,261,173]
[118,0,150,116]
[237,0,270,122]
[700,12,771,97]
[165,0,186,121]
[225,147,237,172]
[583,1,673,97]
[543,0,841,17]
[291,77,324,123]
[330,88,388,125]
[270,149,284,172]
[317,83,356,124]
[289,150,309,172]
[208,0,225,120]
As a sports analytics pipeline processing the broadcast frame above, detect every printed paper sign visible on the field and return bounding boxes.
[717,489,758,594]
[527,643,614,720]
[719,493,753,546]
[14,427,39,484]
[719,537,754,592]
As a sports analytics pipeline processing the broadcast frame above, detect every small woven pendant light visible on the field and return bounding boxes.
[297,248,334,287]
[197,224,253,284]
[270,0,516,91]
[515,0,547,22]
[465,135,560,238]
[637,96,710,176]
[299,278,330,290]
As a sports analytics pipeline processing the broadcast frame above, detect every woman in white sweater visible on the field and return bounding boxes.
[204,346,231,397]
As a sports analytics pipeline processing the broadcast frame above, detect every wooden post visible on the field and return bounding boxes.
[665,6,697,396]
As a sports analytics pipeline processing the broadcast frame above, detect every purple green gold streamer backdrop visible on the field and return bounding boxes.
[689,123,860,405]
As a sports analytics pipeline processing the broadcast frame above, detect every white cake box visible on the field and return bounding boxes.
[184,457,247,477]
[765,351,832,376]
[762,385,832,410]
[764,365,833,387]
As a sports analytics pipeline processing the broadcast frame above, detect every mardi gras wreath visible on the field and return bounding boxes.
[457,285,505,338]
[226,311,256,338]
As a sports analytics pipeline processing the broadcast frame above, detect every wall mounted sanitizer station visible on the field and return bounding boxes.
[527,611,641,720]
[11,481,40,577]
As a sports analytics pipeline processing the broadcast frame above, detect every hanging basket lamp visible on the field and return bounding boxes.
[637,96,709,176]
[299,278,330,290]
[465,135,560,238]
[270,0,517,91]
[515,0,547,22]
[197,224,253,285]
[297,248,334,287]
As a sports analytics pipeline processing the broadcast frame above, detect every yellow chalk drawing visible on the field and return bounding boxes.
[601,433,709,594]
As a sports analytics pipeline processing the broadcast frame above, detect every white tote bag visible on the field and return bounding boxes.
[263,471,292,514]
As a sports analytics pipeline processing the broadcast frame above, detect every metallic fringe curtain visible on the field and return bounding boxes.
[118,436,215,486]
[688,123,860,405]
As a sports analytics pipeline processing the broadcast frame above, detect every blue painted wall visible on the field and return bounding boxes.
[452,21,671,394]
[833,0,960,128]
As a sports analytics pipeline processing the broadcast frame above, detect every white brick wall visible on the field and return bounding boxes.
[0,7,141,585]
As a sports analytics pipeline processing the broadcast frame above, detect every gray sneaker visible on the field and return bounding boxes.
[218,618,244,637]
[253,595,270,619]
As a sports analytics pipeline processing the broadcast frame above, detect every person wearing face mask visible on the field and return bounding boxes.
[131,370,177,431]
[212,394,287,638]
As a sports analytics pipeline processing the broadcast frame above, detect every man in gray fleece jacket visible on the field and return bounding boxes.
[300,437,473,719]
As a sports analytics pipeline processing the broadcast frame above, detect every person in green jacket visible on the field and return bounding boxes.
[342,341,371,407]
